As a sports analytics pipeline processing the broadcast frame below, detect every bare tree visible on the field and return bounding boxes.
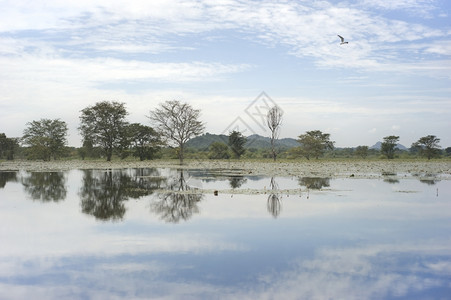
[266,106,283,161]
[149,100,205,164]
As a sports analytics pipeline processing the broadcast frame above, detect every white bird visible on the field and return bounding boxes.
[338,35,348,45]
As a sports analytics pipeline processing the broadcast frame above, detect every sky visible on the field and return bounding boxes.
[0,0,450,148]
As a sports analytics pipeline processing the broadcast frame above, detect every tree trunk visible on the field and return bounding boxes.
[179,143,184,165]
[271,138,276,161]
[106,147,112,161]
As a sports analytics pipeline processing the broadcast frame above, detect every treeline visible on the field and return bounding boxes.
[184,132,450,160]
[1,100,450,162]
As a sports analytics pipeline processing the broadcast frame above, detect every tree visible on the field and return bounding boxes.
[78,139,102,160]
[128,123,162,161]
[79,101,129,161]
[149,100,205,164]
[228,130,246,159]
[267,106,283,161]
[354,145,369,159]
[381,135,399,159]
[208,142,230,159]
[445,147,451,157]
[22,119,68,161]
[0,133,19,160]
[297,130,334,160]
[412,135,441,160]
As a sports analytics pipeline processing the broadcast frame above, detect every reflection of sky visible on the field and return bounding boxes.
[0,169,450,299]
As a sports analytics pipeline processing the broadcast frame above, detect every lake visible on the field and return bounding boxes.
[1,168,450,299]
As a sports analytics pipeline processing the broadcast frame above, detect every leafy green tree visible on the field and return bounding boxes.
[22,119,68,161]
[411,135,441,160]
[445,147,451,157]
[228,130,246,159]
[354,145,369,159]
[297,130,334,160]
[208,142,230,159]
[128,123,162,161]
[0,133,19,160]
[149,100,205,164]
[79,101,129,161]
[381,135,399,159]
[78,139,102,160]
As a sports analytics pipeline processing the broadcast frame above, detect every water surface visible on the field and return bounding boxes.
[1,168,450,299]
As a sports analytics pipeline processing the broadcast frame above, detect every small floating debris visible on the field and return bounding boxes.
[214,190,218,196]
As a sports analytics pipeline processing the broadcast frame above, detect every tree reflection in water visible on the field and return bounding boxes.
[80,168,164,221]
[298,177,330,190]
[0,171,17,189]
[298,177,330,199]
[419,179,438,185]
[21,171,67,202]
[150,170,203,223]
[267,177,282,218]
[229,175,247,189]
[382,172,399,184]
[416,174,439,186]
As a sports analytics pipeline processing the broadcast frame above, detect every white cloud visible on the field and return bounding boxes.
[0,0,450,147]
[0,56,250,84]
[0,0,446,72]
[360,0,435,10]
[425,40,451,56]
[243,240,451,299]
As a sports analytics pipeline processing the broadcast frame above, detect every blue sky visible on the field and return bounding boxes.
[0,0,450,147]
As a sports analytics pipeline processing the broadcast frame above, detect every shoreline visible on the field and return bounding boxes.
[1,159,451,180]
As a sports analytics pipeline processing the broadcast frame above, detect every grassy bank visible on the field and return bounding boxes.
[1,158,451,180]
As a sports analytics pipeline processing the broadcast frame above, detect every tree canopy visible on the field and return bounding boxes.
[228,130,246,159]
[22,119,68,161]
[127,123,162,161]
[381,135,399,159]
[296,130,334,160]
[412,135,441,160]
[354,145,369,159]
[79,101,129,161]
[0,133,18,160]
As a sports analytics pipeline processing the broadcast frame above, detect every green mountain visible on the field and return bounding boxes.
[186,133,299,150]
[185,133,229,150]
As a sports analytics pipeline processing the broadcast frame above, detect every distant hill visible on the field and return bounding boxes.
[370,141,408,150]
[186,133,299,150]
[186,135,412,151]
[185,133,229,150]
[245,134,298,149]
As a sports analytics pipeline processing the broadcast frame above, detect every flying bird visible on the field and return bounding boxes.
[338,35,348,45]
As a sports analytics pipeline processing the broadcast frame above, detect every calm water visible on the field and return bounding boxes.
[0,168,450,299]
